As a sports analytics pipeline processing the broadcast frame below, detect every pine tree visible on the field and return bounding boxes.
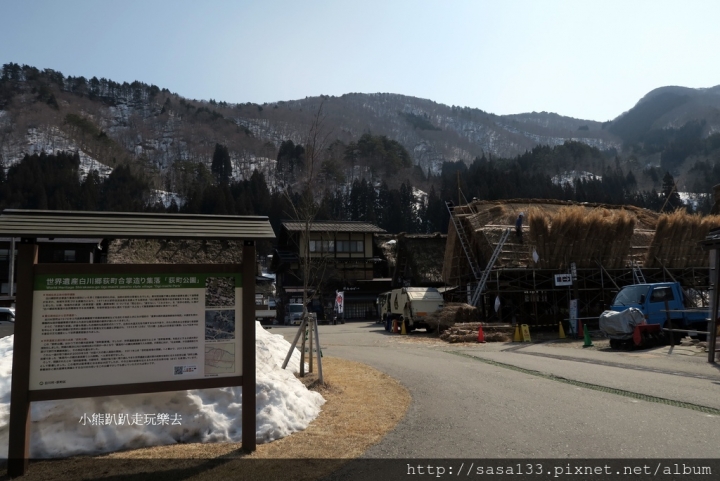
[211,143,232,184]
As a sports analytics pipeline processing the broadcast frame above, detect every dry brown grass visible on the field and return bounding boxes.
[424,303,480,333]
[11,358,410,481]
[443,199,658,280]
[527,205,636,269]
[645,210,720,268]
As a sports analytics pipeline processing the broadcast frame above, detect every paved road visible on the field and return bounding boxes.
[272,322,720,459]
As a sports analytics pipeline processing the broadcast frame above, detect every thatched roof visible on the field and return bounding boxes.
[395,233,446,286]
[375,234,397,272]
[107,239,244,264]
[443,199,681,284]
[453,199,659,230]
[645,211,720,268]
[376,233,446,286]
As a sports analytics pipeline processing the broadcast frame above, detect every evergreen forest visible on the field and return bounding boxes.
[0,140,705,240]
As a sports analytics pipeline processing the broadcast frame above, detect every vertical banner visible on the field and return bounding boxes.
[335,290,344,315]
[569,299,578,335]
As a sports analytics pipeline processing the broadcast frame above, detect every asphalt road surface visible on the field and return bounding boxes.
[273,321,720,459]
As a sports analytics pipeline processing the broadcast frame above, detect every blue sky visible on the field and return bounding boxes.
[1,0,719,121]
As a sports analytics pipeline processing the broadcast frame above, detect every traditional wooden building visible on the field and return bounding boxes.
[271,221,387,320]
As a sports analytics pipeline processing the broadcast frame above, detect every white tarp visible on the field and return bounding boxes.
[599,308,646,339]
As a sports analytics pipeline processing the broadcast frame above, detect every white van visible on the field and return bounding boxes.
[387,287,444,332]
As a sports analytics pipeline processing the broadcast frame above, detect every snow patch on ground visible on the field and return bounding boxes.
[0,322,324,458]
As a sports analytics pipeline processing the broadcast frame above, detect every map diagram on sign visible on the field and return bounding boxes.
[205,309,236,340]
[205,342,235,374]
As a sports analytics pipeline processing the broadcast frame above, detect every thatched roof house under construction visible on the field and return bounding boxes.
[442,198,720,326]
[444,199,720,286]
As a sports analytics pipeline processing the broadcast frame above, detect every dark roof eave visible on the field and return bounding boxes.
[281,220,385,234]
[0,210,276,240]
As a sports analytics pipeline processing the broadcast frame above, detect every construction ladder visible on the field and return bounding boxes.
[470,228,511,307]
[632,260,646,284]
[445,201,482,279]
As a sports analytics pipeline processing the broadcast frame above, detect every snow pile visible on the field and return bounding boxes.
[0,322,324,458]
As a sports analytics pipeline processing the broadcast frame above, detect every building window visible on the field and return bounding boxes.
[651,287,674,303]
[53,249,76,262]
[337,241,363,253]
[309,240,334,253]
[0,249,8,262]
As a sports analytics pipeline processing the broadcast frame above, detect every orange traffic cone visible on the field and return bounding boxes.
[477,324,486,343]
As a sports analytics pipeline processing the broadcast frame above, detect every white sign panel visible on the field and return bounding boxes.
[554,274,573,286]
[29,272,242,390]
[569,299,578,335]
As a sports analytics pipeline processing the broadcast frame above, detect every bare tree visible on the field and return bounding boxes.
[281,100,334,382]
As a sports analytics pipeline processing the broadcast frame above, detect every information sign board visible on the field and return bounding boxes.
[29,271,242,391]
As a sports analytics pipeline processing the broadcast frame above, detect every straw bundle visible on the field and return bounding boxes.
[527,206,635,268]
[645,211,720,268]
[424,303,480,333]
[528,207,551,267]
[444,198,657,276]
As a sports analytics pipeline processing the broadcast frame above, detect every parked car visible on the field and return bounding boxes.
[0,307,15,324]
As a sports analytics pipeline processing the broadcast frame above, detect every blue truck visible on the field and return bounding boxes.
[607,282,708,347]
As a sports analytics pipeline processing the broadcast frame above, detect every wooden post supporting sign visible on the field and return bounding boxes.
[8,242,38,477]
[242,240,256,453]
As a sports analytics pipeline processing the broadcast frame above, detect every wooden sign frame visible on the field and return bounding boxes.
[8,240,257,476]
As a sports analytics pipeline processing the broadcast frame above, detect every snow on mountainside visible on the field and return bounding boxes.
[0,118,113,179]
[0,66,626,190]
[552,170,602,187]
[4,65,718,196]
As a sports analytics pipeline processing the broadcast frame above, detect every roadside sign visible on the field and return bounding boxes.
[571,262,577,281]
[569,299,578,335]
[554,274,573,286]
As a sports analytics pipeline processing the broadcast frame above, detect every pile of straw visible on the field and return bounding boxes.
[528,206,636,269]
[645,211,720,268]
[424,303,480,333]
[439,322,514,343]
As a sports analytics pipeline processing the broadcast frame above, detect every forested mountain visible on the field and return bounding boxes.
[1,62,720,242]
